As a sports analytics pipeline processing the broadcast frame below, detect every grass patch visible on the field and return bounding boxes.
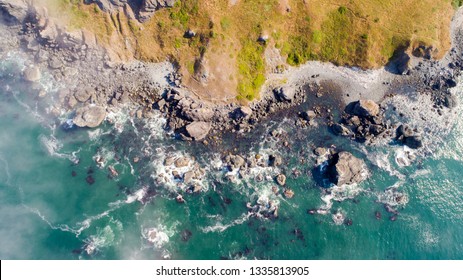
[452,0,463,8]
[237,40,266,101]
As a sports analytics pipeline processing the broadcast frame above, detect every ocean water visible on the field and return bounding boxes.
[1,52,463,260]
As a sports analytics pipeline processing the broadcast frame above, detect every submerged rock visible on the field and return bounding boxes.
[73,105,106,128]
[327,151,367,186]
[185,121,211,141]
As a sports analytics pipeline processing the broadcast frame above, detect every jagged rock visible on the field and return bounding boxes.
[283,189,294,199]
[183,107,214,122]
[74,88,93,103]
[346,100,380,118]
[228,155,245,169]
[73,105,106,128]
[314,147,327,156]
[276,174,286,186]
[183,171,194,184]
[185,121,211,141]
[174,157,190,168]
[238,106,252,118]
[139,0,176,22]
[164,156,175,166]
[331,123,352,136]
[300,110,316,121]
[23,66,41,82]
[327,152,367,186]
[0,0,28,24]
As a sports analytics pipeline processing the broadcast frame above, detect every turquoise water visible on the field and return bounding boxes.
[1,53,463,260]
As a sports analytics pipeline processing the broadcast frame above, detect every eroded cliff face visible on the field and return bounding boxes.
[84,0,176,22]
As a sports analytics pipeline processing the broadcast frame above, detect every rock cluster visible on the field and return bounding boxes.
[314,149,368,187]
[332,100,389,143]
[395,124,423,149]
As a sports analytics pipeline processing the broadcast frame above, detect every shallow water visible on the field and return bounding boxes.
[1,53,462,260]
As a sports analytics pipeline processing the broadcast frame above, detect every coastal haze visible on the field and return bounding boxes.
[0,1,463,260]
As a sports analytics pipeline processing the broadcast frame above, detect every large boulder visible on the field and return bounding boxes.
[346,100,380,118]
[328,152,367,186]
[0,0,28,24]
[73,105,106,128]
[185,121,211,141]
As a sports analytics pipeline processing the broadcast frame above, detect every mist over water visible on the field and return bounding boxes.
[1,48,463,259]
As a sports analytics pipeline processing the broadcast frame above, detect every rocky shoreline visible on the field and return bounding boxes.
[1,1,462,151]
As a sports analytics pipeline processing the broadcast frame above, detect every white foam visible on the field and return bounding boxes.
[125,187,148,204]
[38,134,78,162]
[201,213,251,233]
[142,227,169,248]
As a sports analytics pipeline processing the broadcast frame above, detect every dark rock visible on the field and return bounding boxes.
[269,154,282,167]
[181,229,192,242]
[184,29,196,38]
[404,135,423,149]
[396,124,423,149]
[327,151,367,186]
[86,175,95,185]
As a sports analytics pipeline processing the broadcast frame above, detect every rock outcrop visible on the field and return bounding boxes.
[327,151,367,186]
[396,124,423,149]
[139,0,176,22]
[0,0,29,24]
[73,105,107,128]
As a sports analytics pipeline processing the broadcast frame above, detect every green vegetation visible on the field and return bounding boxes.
[237,40,265,101]
[318,7,368,65]
[55,0,455,101]
[452,0,463,8]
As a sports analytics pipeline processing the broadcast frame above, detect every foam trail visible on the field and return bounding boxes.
[201,213,252,233]
[23,200,125,237]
